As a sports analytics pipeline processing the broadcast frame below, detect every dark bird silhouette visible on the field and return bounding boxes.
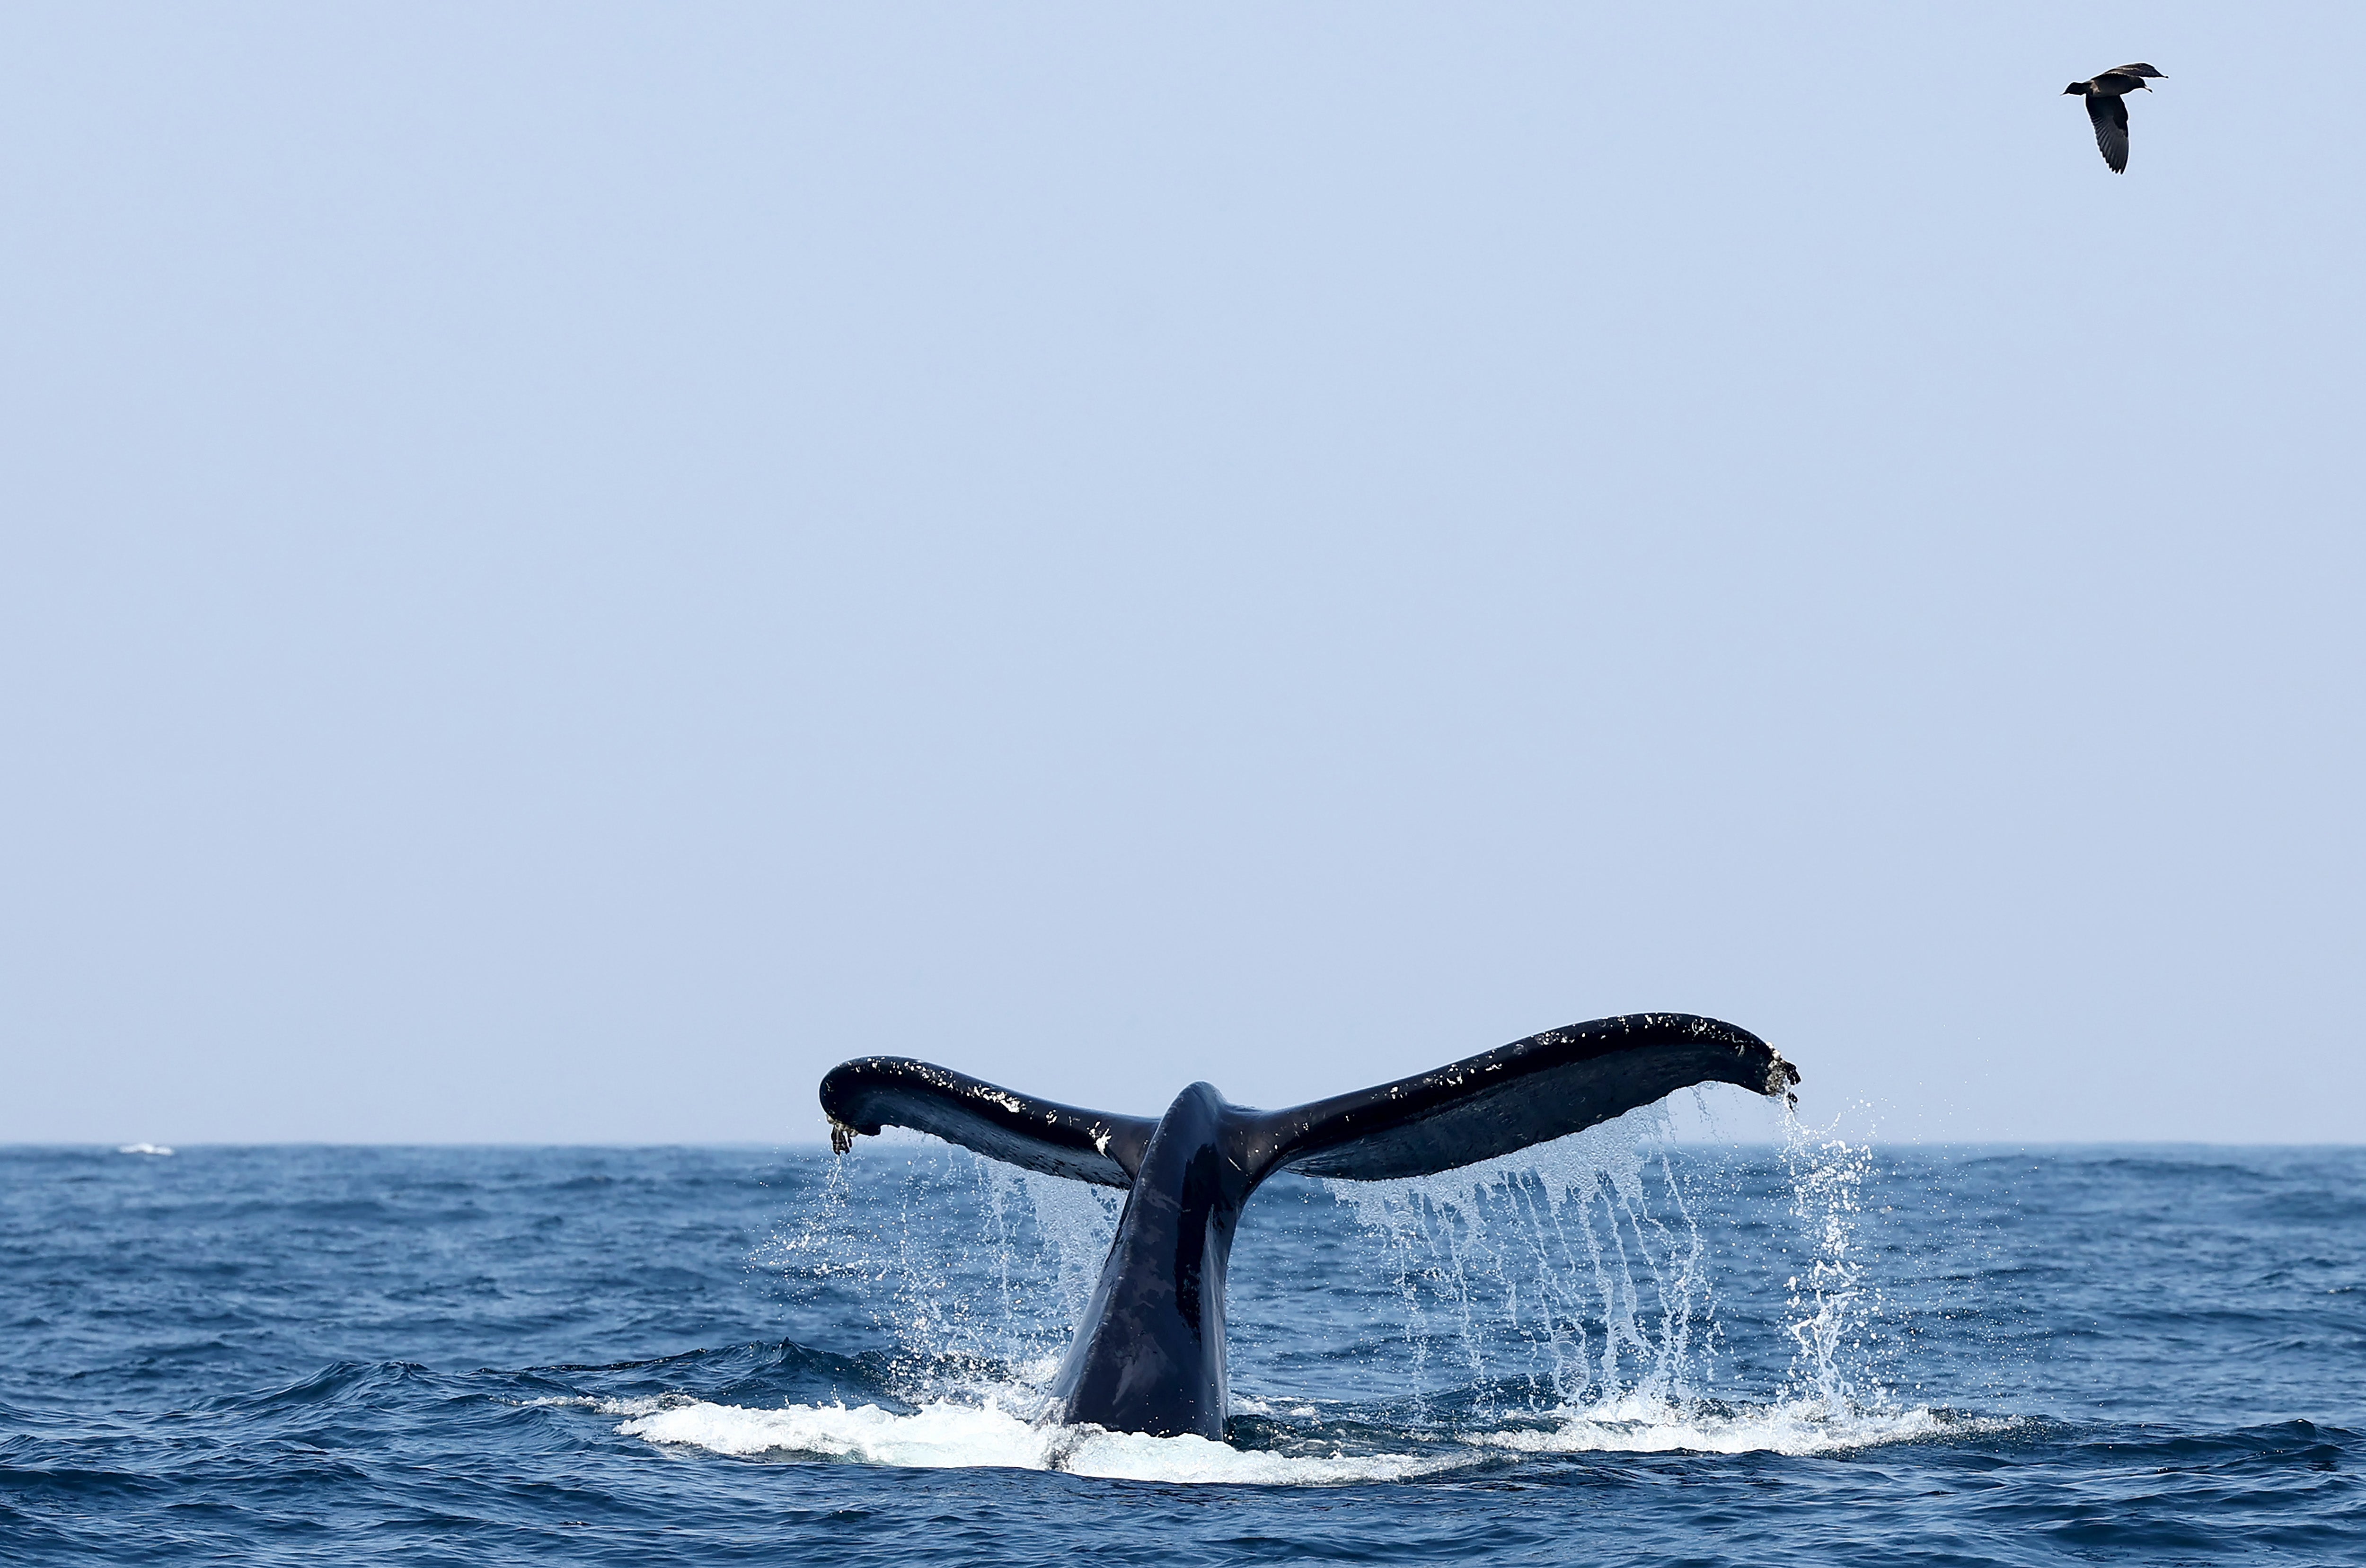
[2064,64,2165,173]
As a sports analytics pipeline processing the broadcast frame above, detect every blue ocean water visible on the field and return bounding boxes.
[2,1129,2359,1564]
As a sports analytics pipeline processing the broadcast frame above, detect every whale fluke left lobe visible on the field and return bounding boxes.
[819,1057,1157,1188]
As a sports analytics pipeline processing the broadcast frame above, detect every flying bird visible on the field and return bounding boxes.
[2064,63,2165,173]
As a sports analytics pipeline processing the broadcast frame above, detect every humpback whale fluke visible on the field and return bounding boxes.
[820,1012,1796,1440]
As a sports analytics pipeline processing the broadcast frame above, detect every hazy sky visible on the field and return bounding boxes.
[4,4,2360,1145]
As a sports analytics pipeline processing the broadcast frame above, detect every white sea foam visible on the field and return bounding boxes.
[1463,1394,2006,1457]
[116,1143,174,1156]
[617,1399,1476,1485]
[614,1391,1994,1481]
[513,1394,667,1417]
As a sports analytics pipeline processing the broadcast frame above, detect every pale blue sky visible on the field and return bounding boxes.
[3,4,2360,1144]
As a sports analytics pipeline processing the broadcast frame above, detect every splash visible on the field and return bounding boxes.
[1778,1116,1897,1415]
[750,1113,1942,1474]
[1323,1107,1712,1417]
[759,1138,1119,1392]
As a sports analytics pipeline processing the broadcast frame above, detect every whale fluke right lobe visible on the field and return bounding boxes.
[1238,1013,1794,1182]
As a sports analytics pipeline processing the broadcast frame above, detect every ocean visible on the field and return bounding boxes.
[2,1128,2359,1564]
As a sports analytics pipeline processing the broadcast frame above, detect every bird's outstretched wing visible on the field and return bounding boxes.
[2109,63,2164,79]
[2087,92,2130,172]
[819,1057,1157,1187]
[1234,1013,1797,1182]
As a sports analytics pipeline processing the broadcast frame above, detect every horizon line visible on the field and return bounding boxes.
[7,1137,2363,1154]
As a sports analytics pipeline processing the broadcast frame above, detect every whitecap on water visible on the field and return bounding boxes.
[614,1392,1997,1480]
[617,1399,1478,1485]
[512,1394,667,1417]
[1462,1394,2009,1457]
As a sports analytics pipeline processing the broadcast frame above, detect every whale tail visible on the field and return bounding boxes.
[820,1012,1794,1191]
[818,1013,1797,1439]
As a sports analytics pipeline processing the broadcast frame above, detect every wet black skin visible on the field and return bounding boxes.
[820,1013,1798,1441]
[1049,1082,1245,1437]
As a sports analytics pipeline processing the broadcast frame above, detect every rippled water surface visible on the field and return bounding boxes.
[2,1133,2359,1564]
